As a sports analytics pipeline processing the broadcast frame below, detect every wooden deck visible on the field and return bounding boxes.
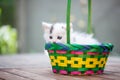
[0,54,120,80]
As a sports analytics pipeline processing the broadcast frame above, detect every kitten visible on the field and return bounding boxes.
[42,22,100,45]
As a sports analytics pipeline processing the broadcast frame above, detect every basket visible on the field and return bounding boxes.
[45,0,113,75]
[45,43,113,75]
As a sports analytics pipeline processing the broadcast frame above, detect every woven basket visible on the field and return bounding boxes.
[45,0,113,75]
[45,43,113,75]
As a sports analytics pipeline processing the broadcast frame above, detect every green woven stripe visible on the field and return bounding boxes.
[45,43,113,53]
[52,66,104,73]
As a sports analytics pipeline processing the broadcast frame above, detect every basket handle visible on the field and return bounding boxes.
[66,0,92,44]
[66,0,71,44]
[87,0,92,34]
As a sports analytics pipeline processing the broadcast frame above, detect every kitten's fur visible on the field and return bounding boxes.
[42,22,100,45]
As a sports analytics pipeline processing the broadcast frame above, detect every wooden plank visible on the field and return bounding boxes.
[94,71,120,80]
[105,65,120,73]
[11,69,88,80]
[1,68,55,80]
[20,68,110,80]
[0,64,119,80]
[0,78,5,80]
[0,70,29,80]
[0,68,119,80]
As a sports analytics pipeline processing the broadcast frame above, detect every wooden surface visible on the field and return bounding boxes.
[0,54,120,80]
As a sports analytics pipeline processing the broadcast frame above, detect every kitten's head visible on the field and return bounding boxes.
[42,22,73,43]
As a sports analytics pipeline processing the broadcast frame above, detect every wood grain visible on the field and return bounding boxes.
[0,67,120,80]
[0,55,120,80]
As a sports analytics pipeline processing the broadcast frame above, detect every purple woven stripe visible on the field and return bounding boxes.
[56,50,67,54]
[48,50,54,53]
[59,70,68,75]
[71,51,83,55]
[52,69,104,75]
[87,52,98,55]
[84,70,94,75]
[97,70,103,74]
[71,71,81,75]
[53,69,57,73]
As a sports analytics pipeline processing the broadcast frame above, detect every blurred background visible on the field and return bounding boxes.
[0,0,120,55]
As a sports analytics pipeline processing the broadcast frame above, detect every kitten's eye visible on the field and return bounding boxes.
[49,36,53,39]
[57,36,62,40]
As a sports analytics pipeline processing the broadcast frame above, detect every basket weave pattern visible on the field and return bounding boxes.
[45,43,113,75]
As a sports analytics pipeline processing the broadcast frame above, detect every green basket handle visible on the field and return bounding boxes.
[66,0,71,44]
[87,0,92,34]
[66,0,92,44]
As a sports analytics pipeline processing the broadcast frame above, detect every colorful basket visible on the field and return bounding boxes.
[45,43,113,75]
[45,0,114,75]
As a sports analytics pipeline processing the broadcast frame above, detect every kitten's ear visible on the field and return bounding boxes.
[42,22,52,31]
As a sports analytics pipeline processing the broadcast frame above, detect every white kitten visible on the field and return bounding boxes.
[42,22,100,45]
